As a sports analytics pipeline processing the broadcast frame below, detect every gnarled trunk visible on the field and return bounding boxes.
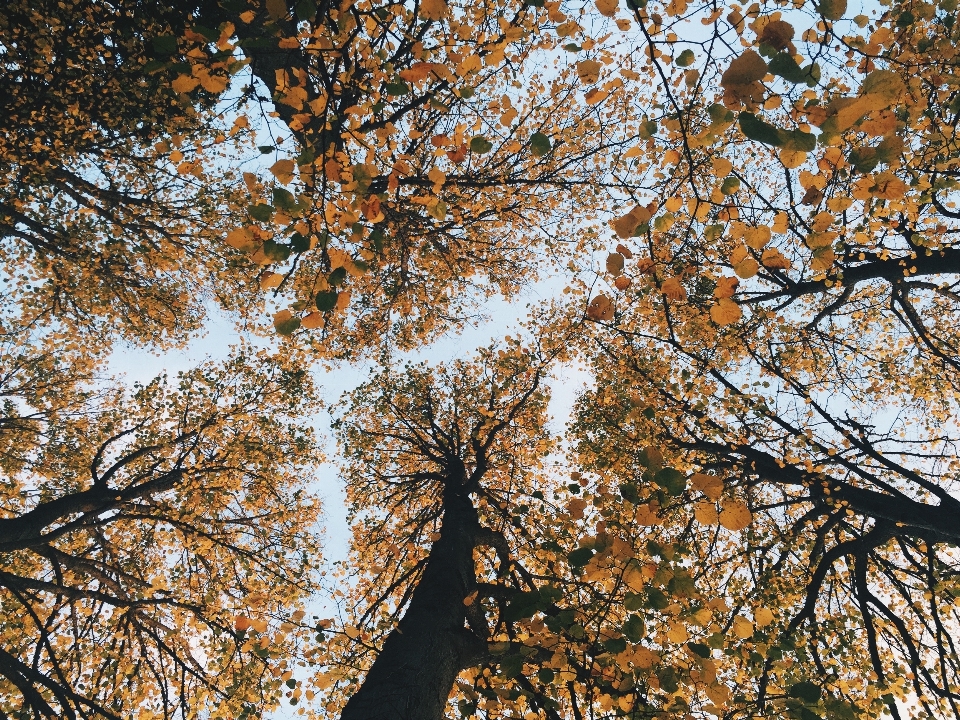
[339,488,486,720]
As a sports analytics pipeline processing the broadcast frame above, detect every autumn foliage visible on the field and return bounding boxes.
[3,0,960,718]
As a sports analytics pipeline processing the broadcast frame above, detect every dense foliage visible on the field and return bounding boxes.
[2,0,959,718]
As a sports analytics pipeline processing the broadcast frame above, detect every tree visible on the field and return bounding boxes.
[316,334,758,720]
[571,0,960,716]
[160,0,642,353]
[0,344,324,719]
[0,0,258,347]
[8,0,960,717]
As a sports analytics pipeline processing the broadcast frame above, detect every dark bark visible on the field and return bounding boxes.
[339,485,487,720]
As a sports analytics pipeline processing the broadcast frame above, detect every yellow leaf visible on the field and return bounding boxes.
[269,159,296,185]
[754,607,774,627]
[664,196,683,212]
[771,212,788,234]
[344,626,361,639]
[870,172,907,200]
[420,0,449,19]
[171,74,199,93]
[694,501,720,525]
[713,276,739,299]
[712,157,733,176]
[810,246,836,271]
[577,59,603,84]
[734,257,759,279]
[199,73,229,93]
[760,247,790,270]
[667,622,689,643]
[463,591,479,606]
[595,0,619,16]
[611,205,653,238]
[301,312,324,329]
[720,50,767,88]
[427,167,446,186]
[606,252,625,276]
[779,149,806,169]
[663,149,681,165]
[634,503,661,526]
[633,647,659,668]
[260,272,283,289]
[810,211,835,232]
[710,298,742,325]
[719,500,752,531]
[690,473,723,500]
[661,276,686,301]
[806,230,836,249]
[567,497,588,519]
[587,294,615,321]
[584,88,609,105]
[732,616,754,638]
[225,228,258,252]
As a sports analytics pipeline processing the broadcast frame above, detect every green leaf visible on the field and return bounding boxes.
[687,642,711,658]
[328,267,348,286]
[675,49,695,67]
[655,467,687,496]
[721,176,741,195]
[290,232,310,253]
[657,666,680,693]
[458,86,475,99]
[296,146,316,166]
[295,0,317,20]
[603,637,627,654]
[470,136,494,154]
[500,654,524,678]
[567,547,594,566]
[537,667,555,683]
[646,588,669,610]
[152,35,178,55]
[789,681,823,704]
[638,119,658,138]
[369,228,385,253]
[708,103,735,125]
[619,482,640,503]
[622,614,645,641]
[385,81,409,96]
[261,240,290,263]
[272,187,297,212]
[192,24,218,41]
[818,0,846,19]
[781,128,816,152]
[285,678,297,689]
[739,113,786,147]
[530,132,552,157]
[273,313,301,335]
[504,591,542,621]
[768,53,807,84]
[315,290,339,311]
[248,203,275,222]
[624,592,645,611]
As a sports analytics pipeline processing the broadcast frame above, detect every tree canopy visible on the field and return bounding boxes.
[3,0,960,717]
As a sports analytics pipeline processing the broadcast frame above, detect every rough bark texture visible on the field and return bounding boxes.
[339,486,487,720]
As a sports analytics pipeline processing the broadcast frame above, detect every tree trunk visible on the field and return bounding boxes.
[339,488,486,720]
